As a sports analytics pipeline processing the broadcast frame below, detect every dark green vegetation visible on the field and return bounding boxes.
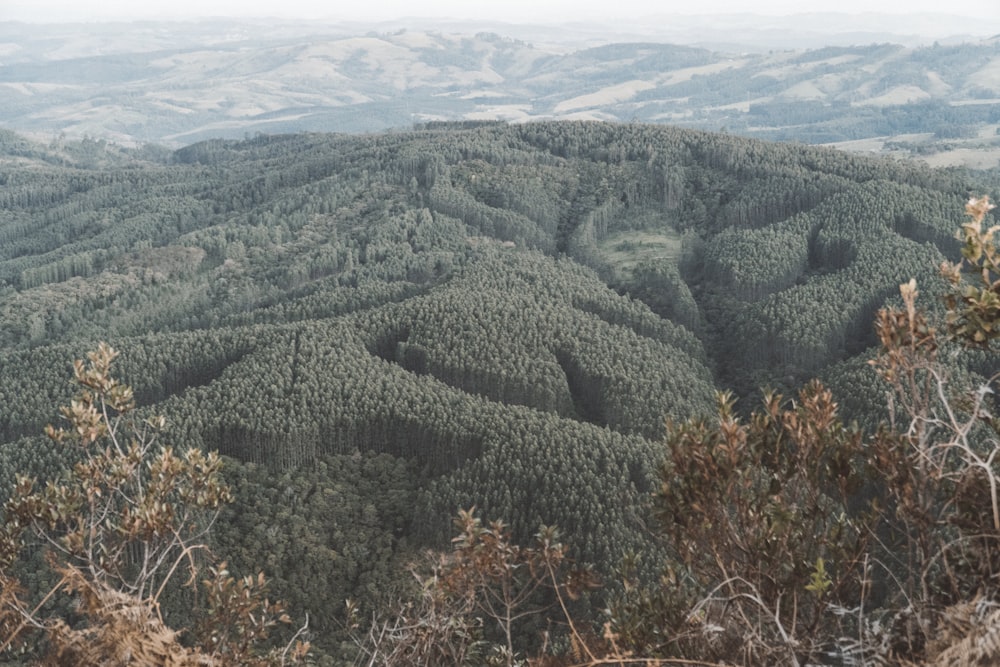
[0,121,990,659]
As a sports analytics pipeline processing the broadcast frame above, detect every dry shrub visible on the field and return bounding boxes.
[41,567,209,667]
[0,344,309,666]
[927,597,1000,667]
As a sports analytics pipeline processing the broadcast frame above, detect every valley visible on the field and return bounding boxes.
[0,121,989,660]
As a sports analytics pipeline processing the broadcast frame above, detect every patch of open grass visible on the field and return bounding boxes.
[595,229,682,278]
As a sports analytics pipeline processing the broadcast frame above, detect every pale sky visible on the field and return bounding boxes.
[4,0,999,23]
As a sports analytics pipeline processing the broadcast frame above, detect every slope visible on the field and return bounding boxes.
[0,121,980,651]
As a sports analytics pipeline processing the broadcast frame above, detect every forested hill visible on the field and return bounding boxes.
[0,121,981,654]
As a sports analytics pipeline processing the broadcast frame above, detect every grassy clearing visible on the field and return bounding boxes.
[595,229,682,278]
[921,146,1000,169]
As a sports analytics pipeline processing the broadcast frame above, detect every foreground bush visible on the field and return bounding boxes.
[355,198,1000,667]
[0,343,309,666]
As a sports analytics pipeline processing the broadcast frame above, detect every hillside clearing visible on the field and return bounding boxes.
[596,229,682,277]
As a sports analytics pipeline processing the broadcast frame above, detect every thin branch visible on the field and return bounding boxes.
[0,571,70,654]
[279,612,309,666]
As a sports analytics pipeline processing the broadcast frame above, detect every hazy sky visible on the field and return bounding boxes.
[5,0,999,23]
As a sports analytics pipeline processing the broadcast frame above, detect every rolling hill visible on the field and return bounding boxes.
[1,21,999,159]
[0,121,986,657]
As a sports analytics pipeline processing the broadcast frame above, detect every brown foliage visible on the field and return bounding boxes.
[0,343,309,666]
[40,566,209,667]
[350,508,600,667]
[603,196,1000,666]
[942,196,1000,347]
[648,382,875,665]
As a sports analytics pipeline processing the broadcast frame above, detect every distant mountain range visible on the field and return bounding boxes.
[1,18,998,150]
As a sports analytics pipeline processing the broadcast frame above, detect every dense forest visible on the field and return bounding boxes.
[0,120,995,662]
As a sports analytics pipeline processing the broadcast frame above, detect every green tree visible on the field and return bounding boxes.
[608,196,1000,666]
[0,343,309,666]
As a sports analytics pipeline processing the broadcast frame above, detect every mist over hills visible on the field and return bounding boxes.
[1,17,999,153]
